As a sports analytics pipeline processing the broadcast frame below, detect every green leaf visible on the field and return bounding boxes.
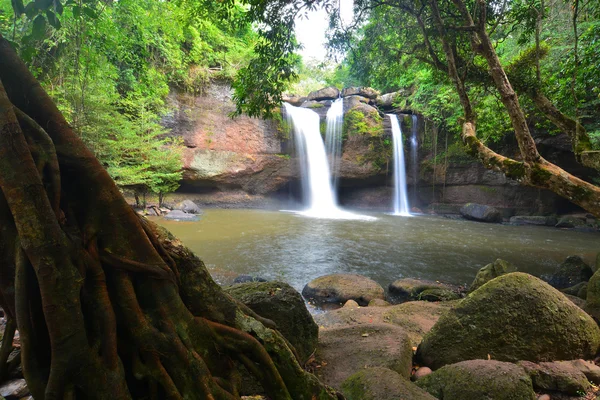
[34,0,53,11]
[53,0,63,15]
[24,2,37,19]
[11,0,25,15]
[82,6,97,19]
[32,14,47,39]
[72,5,80,18]
[46,10,60,29]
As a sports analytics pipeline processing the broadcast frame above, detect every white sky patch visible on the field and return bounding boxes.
[294,0,353,63]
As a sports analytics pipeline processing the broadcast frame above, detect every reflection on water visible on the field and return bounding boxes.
[152,210,600,292]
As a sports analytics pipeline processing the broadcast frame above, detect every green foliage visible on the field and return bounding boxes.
[343,109,383,137]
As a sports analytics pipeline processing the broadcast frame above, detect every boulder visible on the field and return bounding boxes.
[302,274,385,306]
[415,360,536,400]
[315,324,413,389]
[594,252,600,273]
[344,95,375,112]
[341,87,380,99]
[225,281,317,363]
[561,281,588,299]
[164,210,200,221]
[367,298,390,307]
[173,199,202,214]
[555,215,587,228]
[341,367,436,400]
[388,278,459,304]
[413,367,432,381]
[460,203,503,223]
[509,215,558,227]
[307,86,340,101]
[469,259,517,292]
[0,379,29,398]
[547,255,593,290]
[282,93,306,106]
[417,273,600,370]
[555,359,600,384]
[375,92,400,108]
[518,360,590,395]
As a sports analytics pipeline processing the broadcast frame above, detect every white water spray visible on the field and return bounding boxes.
[325,98,344,197]
[284,103,375,220]
[388,114,411,216]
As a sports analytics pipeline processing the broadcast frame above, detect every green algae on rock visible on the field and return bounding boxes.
[342,367,436,400]
[417,273,600,370]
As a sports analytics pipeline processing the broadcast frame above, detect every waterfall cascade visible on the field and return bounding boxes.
[284,103,374,220]
[325,98,344,197]
[388,114,411,216]
[410,114,419,206]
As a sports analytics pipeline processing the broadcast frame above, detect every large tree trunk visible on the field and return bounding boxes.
[0,34,338,400]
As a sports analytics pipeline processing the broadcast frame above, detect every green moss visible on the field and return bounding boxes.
[529,164,553,184]
[343,109,384,137]
[342,367,436,400]
[308,103,325,108]
[502,159,526,179]
[271,109,291,140]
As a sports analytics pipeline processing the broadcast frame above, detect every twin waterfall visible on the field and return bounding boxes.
[284,101,414,219]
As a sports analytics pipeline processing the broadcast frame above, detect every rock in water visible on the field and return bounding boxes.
[302,274,385,306]
[460,203,503,223]
[225,281,317,364]
[388,278,459,303]
[547,255,593,289]
[417,273,600,370]
[342,367,436,400]
[415,360,536,400]
[164,210,200,221]
[174,199,203,214]
[469,259,517,292]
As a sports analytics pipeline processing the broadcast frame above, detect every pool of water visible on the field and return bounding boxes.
[152,209,600,292]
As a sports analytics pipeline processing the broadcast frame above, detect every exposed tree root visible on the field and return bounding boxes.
[0,34,339,400]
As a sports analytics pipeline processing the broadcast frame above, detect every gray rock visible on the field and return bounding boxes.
[388,278,459,304]
[375,92,400,108]
[417,273,600,370]
[303,274,385,306]
[518,360,590,395]
[547,255,593,290]
[225,281,317,364]
[232,275,268,284]
[556,359,600,384]
[0,379,29,398]
[342,367,436,400]
[174,199,202,214]
[164,210,200,221]
[282,93,306,106]
[460,203,503,223]
[556,215,587,228]
[341,87,380,99]
[416,360,536,400]
[306,86,340,101]
[509,215,558,226]
[469,259,517,292]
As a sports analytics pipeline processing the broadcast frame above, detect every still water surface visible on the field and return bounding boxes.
[153,210,600,291]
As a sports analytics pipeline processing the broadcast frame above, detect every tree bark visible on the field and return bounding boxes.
[0,34,338,400]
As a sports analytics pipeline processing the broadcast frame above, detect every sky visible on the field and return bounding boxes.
[294,1,353,63]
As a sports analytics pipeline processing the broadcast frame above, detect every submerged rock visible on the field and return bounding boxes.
[547,255,593,290]
[342,367,436,400]
[518,360,590,395]
[415,360,536,400]
[164,210,200,221]
[225,281,317,363]
[417,273,600,370]
[307,86,340,101]
[460,203,503,223]
[315,324,413,389]
[388,278,459,304]
[469,259,517,292]
[508,215,558,226]
[302,274,385,306]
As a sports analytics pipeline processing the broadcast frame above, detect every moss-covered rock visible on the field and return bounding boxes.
[388,278,460,304]
[470,259,517,292]
[517,361,590,395]
[415,360,536,400]
[225,281,317,363]
[416,273,600,370]
[561,281,588,299]
[302,274,385,307]
[341,367,436,400]
[547,255,593,290]
[584,268,600,321]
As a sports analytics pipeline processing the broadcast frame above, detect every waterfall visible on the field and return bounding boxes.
[411,114,419,206]
[388,114,411,216]
[284,102,375,220]
[325,98,344,197]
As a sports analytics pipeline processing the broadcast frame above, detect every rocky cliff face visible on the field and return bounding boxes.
[164,82,590,215]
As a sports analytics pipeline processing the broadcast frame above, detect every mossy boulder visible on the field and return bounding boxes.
[469,259,517,292]
[307,86,340,101]
[584,268,600,321]
[415,360,536,400]
[517,361,590,395]
[547,255,593,290]
[416,273,600,370]
[225,281,317,363]
[561,281,588,299]
[388,278,459,304]
[342,367,435,400]
[302,274,384,307]
[460,203,503,223]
